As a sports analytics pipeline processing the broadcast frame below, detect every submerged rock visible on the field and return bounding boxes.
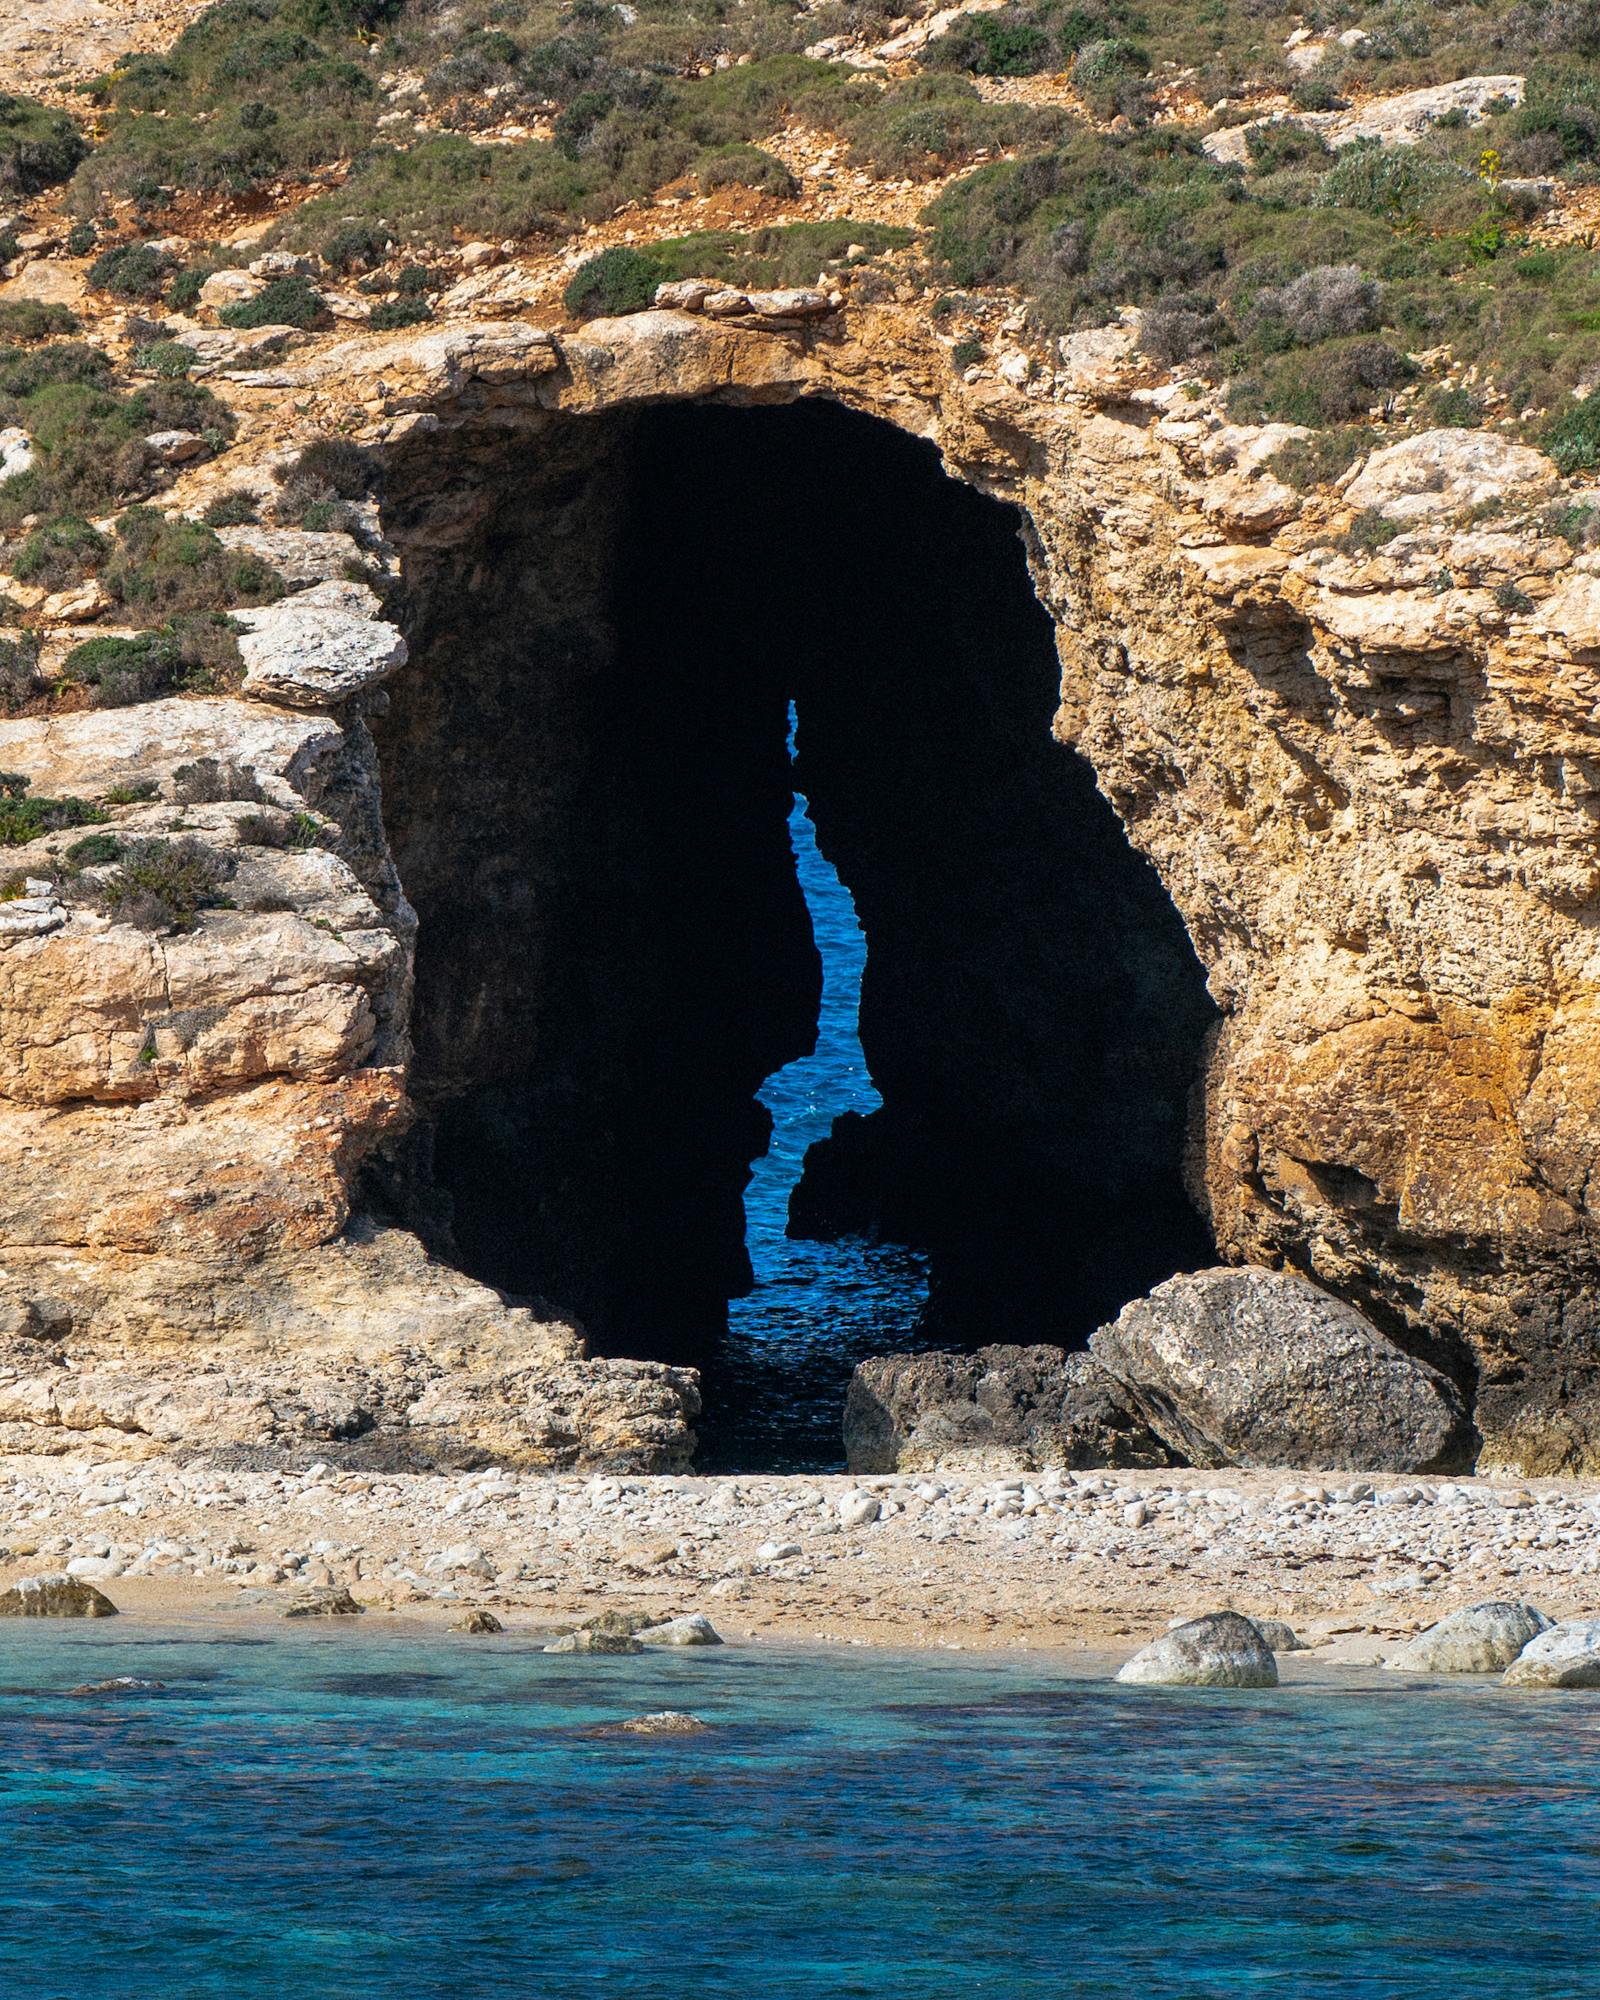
[585,1710,710,1737]
[634,1613,722,1648]
[0,1574,118,1618]
[451,1608,504,1635]
[68,1676,165,1697]
[1503,1620,1600,1689]
[1090,1268,1471,1473]
[1116,1612,1279,1688]
[544,1628,642,1655]
[844,1345,1172,1474]
[282,1584,364,1618]
[1384,1601,1550,1674]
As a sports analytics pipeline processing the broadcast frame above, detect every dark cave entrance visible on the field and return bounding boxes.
[373,398,1218,1467]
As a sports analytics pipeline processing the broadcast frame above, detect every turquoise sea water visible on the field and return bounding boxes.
[3,1623,1598,1999]
[712,735,932,1470]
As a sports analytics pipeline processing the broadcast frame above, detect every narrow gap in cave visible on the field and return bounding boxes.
[376,398,1219,1470]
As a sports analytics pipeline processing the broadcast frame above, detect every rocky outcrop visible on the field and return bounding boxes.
[0,1573,117,1616]
[1089,1268,1472,1473]
[1115,1611,1279,1687]
[843,1346,1173,1474]
[1503,1619,1600,1688]
[4,290,1600,1471]
[1384,1601,1550,1673]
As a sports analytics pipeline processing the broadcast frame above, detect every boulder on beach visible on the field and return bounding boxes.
[1116,1611,1279,1688]
[843,1344,1174,1474]
[635,1613,722,1647]
[1089,1267,1471,1472]
[1248,1618,1307,1654]
[1384,1601,1550,1674]
[1503,1619,1600,1688]
[281,1584,364,1618]
[451,1608,505,1635]
[0,1573,118,1619]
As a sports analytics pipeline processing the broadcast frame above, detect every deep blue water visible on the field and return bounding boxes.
[714,727,932,1469]
[2,1623,1598,1998]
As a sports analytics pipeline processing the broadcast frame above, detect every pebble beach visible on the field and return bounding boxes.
[4,1457,1597,1651]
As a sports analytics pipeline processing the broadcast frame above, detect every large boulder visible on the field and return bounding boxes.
[1089,1267,1471,1472]
[0,1573,118,1618]
[844,1344,1173,1474]
[1385,1601,1551,1674]
[1116,1612,1279,1688]
[1503,1619,1600,1689]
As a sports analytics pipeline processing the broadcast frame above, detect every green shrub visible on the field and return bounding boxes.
[692,144,797,197]
[202,492,260,527]
[64,832,123,868]
[0,632,40,713]
[951,335,984,368]
[924,11,1054,77]
[1340,508,1403,554]
[88,242,173,300]
[106,508,283,615]
[59,616,243,707]
[91,837,230,931]
[132,340,195,378]
[65,220,97,257]
[0,93,87,195]
[219,274,329,329]
[1547,393,1600,473]
[0,300,80,341]
[0,776,107,846]
[322,220,389,271]
[1244,120,1333,176]
[164,264,214,311]
[170,758,264,805]
[10,515,108,589]
[564,245,668,318]
[368,296,433,330]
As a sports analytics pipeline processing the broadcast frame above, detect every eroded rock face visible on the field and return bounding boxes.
[1089,1268,1471,1473]
[843,1346,1173,1474]
[5,302,1600,1470]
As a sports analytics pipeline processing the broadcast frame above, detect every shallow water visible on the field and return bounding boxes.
[2,1623,1597,1999]
[712,736,934,1471]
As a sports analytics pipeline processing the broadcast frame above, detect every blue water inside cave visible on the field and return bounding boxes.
[3,1623,1596,2000]
[707,710,931,1472]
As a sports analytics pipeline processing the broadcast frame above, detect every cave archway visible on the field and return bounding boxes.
[371,395,1218,1465]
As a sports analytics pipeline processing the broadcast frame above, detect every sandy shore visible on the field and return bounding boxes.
[1,1456,1596,1656]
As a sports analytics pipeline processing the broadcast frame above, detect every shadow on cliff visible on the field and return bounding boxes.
[372,396,1219,1467]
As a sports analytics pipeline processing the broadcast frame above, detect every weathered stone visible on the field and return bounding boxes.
[282,1584,364,1616]
[1090,1268,1471,1472]
[544,1627,643,1654]
[1116,1612,1279,1687]
[0,1573,117,1617]
[217,525,365,589]
[1384,1600,1550,1673]
[844,1345,1173,1473]
[586,1709,709,1735]
[1250,1618,1308,1653]
[0,426,33,484]
[634,1612,722,1647]
[1503,1618,1600,1688]
[451,1607,504,1634]
[1342,430,1554,521]
[235,580,407,708]
[198,269,264,314]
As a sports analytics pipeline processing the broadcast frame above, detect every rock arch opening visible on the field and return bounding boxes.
[371,396,1218,1467]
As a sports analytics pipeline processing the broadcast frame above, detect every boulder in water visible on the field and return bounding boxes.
[1116,1611,1279,1687]
[1089,1267,1471,1472]
[1503,1620,1600,1688]
[635,1613,722,1647]
[604,1710,711,1736]
[544,1628,643,1655]
[0,1573,118,1618]
[1385,1601,1550,1674]
[68,1676,165,1697]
